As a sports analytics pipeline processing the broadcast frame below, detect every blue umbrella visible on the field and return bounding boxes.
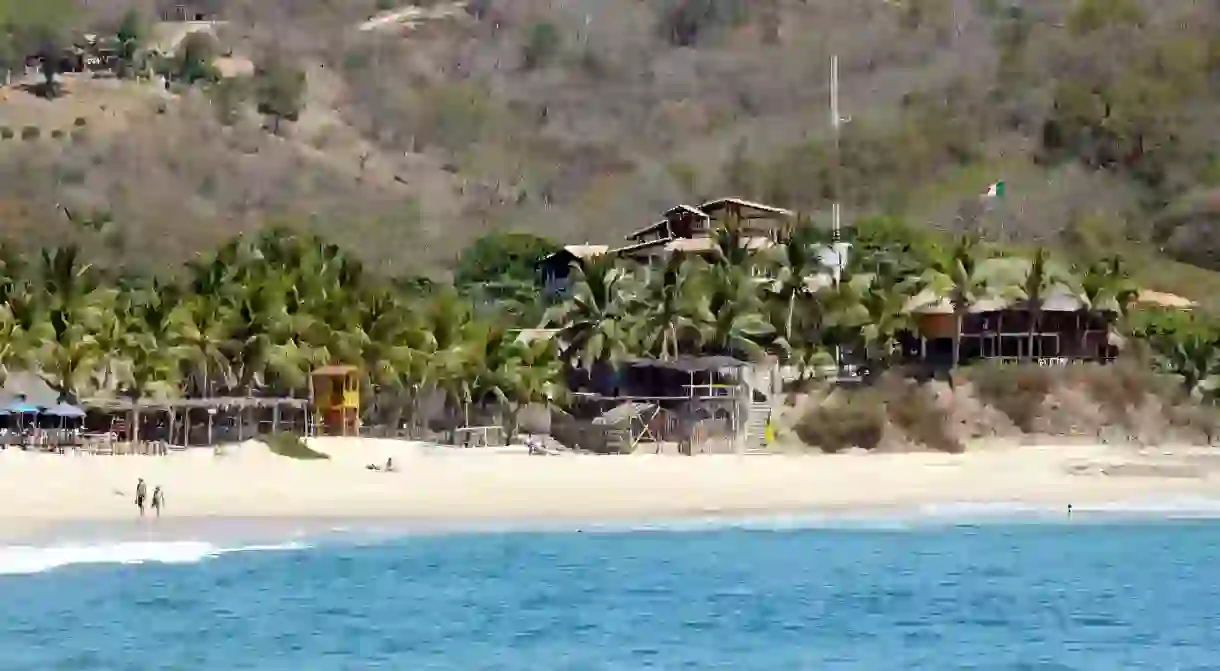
[45,403,85,419]
[6,402,40,414]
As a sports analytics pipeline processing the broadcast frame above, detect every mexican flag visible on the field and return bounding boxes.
[982,181,1005,199]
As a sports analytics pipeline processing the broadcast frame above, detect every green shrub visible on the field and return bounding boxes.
[794,392,885,453]
[50,129,65,140]
[264,433,330,460]
[966,363,1055,432]
[521,21,563,70]
[656,0,751,46]
[21,126,40,141]
[0,127,11,140]
[73,117,87,127]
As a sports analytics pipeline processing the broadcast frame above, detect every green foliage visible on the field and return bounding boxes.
[265,432,330,460]
[453,232,561,289]
[1067,0,1145,35]
[0,127,11,140]
[521,21,563,70]
[254,53,307,133]
[407,82,497,153]
[114,8,147,79]
[208,76,250,126]
[656,0,751,47]
[20,126,39,141]
[164,31,220,85]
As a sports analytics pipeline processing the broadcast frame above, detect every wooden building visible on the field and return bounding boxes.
[615,198,795,264]
[535,244,608,296]
[310,365,361,436]
[904,257,1196,366]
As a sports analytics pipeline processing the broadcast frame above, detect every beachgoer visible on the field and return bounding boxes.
[1067,504,1073,519]
[151,486,164,517]
[385,458,395,472]
[135,478,147,516]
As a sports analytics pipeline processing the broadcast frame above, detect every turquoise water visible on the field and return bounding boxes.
[4,517,1220,670]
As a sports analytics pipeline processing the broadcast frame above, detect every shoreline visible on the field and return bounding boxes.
[9,496,1220,547]
[3,438,1220,543]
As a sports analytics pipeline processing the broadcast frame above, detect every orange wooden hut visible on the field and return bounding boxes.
[310,365,360,436]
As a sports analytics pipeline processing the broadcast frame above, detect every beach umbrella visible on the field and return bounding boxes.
[45,403,86,419]
[5,401,40,414]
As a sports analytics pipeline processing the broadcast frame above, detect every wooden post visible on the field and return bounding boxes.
[183,408,190,448]
[272,403,280,435]
[237,405,244,442]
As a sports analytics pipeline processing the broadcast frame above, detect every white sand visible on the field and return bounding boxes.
[2,438,1220,537]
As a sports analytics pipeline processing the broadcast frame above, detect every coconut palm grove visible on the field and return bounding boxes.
[0,212,1216,448]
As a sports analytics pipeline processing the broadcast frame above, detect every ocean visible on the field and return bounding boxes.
[3,510,1220,670]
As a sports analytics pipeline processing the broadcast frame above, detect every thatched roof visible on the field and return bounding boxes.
[1135,290,1195,309]
[698,197,794,219]
[625,356,747,372]
[0,371,60,409]
[594,401,655,425]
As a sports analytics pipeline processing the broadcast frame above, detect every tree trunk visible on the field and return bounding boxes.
[785,292,796,344]
[952,310,964,369]
[1028,304,1038,362]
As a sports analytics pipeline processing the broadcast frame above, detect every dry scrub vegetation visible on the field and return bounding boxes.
[4,0,1220,288]
[791,364,1220,453]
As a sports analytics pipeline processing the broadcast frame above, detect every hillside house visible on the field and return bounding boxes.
[615,198,795,264]
[536,244,609,296]
[157,1,224,22]
[904,258,1196,366]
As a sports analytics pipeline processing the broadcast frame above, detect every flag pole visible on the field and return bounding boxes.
[831,54,844,378]
[831,54,842,250]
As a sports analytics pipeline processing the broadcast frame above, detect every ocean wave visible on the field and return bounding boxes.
[569,498,1220,536]
[0,540,309,576]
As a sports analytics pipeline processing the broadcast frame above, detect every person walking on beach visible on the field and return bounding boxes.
[151,486,164,518]
[135,478,147,516]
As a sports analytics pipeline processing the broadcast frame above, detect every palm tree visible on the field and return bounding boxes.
[1081,255,1137,316]
[1079,255,1137,358]
[691,263,775,360]
[627,255,700,360]
[173,292,234,398]
[120,281,190,445]
[1156,333,1220,399]
[767,220,833,347]
[913,236,993,369]
[827,269,911,370]
[1017,247,1079,360]
[543,255,634,371]
[32,246,113,402]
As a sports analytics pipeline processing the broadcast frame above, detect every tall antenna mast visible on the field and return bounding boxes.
[831,54,842,245]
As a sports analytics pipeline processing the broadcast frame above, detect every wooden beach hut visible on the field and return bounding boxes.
[311,365,360,436]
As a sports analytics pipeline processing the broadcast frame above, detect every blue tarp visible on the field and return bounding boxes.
[45,403,85,418]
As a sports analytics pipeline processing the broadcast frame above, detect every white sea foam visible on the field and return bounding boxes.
[567,498,1220,536]
[0,540,308,576]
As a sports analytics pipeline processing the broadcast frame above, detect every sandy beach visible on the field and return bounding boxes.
[2,438,1220,538]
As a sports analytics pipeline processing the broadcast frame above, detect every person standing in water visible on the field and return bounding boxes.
[135,478,147,516]
[151,486,164,518]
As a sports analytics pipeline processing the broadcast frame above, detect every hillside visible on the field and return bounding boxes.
[2,0,1220,298]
